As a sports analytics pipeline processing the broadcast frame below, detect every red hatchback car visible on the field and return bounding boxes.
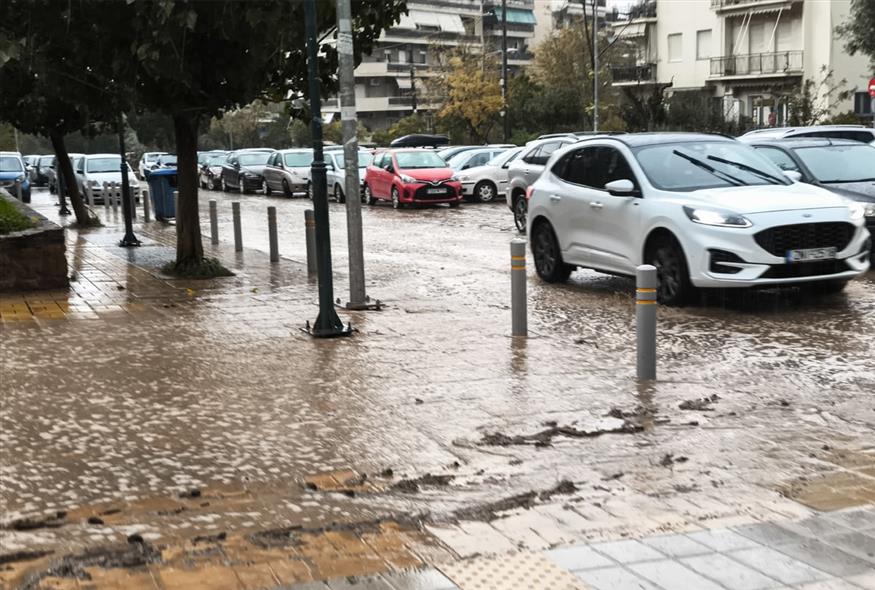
[363,149,463,209]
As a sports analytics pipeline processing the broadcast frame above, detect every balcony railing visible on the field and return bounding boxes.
[611,63,656,84]
[388,96,414,106]
[710,51,803,77]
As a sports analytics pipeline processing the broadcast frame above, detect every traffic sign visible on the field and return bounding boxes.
[869,78,875,98]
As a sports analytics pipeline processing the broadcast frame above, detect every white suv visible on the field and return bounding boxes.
[527,134,871,305]
[739,125,875,146]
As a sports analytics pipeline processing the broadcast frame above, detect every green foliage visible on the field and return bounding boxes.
[773,67,852,127]
[837,0,875,69]
[822,110,868,125]
[0,197,35,234]
[161,257,234,279]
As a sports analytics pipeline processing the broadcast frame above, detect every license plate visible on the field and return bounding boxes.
[427,188,446,195]
[786,247,836,263]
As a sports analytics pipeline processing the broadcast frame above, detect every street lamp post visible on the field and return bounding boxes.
[118,115,140,248]
[304,0,351,338]
[501,0,509,142]
[592,0,599,133]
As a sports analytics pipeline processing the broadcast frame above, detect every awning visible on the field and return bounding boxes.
[616,22,647,38]
[494,7,537,25]
[396,77,412,90]
[394,12,416,30]
[406,10,465,33]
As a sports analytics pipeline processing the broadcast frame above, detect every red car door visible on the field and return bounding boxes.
[367,153,385,198]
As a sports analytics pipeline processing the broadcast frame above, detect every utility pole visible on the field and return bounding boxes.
[410,65,418,113]
[304,0,350,337]
[501,0,509,142]
[336,0,369,310]
[118,114,140,247]
[592,0,599,132]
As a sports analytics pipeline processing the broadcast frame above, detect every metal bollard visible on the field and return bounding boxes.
[511,239,527,337]
[267,206,279,263]
[232,201,242,252]
[142,187,151,222]
[103,182,110,210]
[86,185,94,208]
[304,209,317,275]
[172,190,178,219]
[111,182,119,212]
[209,200,218,244]
[14,180,22,201]
[636,264,658,380]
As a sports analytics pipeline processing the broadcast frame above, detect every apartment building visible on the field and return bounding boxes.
[610,0,873,126]
[323,0,538,131]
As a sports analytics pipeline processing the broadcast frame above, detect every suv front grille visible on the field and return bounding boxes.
[754,222,855,257]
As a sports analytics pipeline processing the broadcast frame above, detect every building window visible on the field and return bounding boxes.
[696,30,712,60]
[854,92,873,116]
[384,50,392,63]
[668,33,682,63]
[398,49,407,64]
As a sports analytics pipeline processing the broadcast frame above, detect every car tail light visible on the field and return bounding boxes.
[525,186,534,201]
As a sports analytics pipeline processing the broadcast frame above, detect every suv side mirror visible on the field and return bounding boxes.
[605,179,637,196]
[783,170,802,182]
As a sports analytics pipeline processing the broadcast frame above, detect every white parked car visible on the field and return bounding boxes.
[527,133,871,305]
[325,149,373,203]
[739,125,875,146]
[77,154,140,203]
[457,147,523,203]
[138,151,168,179]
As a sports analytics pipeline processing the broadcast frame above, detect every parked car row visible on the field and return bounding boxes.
[1,152,31,202]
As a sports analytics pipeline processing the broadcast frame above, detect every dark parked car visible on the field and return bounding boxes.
[30,155,54,187]
[199,152,229,190]
[220,149,275,193]
[751,138,875,251]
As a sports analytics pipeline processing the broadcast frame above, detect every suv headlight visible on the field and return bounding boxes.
[849,203,865,220]
[865,204,875,218]
[399,174,416,183]
[89,179,100,187]
[683,206,752,228]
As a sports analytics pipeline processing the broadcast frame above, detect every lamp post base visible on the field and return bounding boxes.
[304,318,355,338]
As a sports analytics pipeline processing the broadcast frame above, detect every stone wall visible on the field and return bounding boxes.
[0,191,68,292]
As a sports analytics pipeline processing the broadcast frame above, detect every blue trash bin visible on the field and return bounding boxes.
[145,168,177,220]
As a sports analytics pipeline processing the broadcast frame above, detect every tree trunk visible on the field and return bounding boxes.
[173,112,204,265]
[49,131,89,225]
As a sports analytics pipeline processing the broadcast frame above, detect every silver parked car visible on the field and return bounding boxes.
[506,136,579,231]
[457,147,523,203]
[262,149,313,196]
[325,149,373,203]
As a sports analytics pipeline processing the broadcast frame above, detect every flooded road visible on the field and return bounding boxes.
[2,188,874,558]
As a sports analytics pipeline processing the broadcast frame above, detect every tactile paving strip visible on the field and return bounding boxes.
[438,552,589,590]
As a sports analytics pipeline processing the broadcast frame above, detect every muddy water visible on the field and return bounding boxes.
[2,189,873,551]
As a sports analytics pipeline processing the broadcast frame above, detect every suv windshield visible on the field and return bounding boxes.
[635,141,789,191]
[86,157,121,173]
[283,152,312,167]
[0,156,23,173]
[395,151,446,169]
[794,144,875,183]
[239,152,271,166]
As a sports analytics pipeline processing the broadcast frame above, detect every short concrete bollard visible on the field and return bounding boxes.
[636,264,658,380]
[209,200,218,244]
[304,209,317,275]
[85,185,94,208]
[267,206,279,263]
[142,187,151,222]
[511,239,527,337]
[103,182,110,210]
[111,182,119,213]
[232,201,242,252]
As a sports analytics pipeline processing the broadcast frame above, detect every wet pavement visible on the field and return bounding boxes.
[1,188,874,588]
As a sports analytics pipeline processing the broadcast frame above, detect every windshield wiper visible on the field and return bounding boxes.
[821,177,875,183]
[706,155,784,185]
[672,150,746,186]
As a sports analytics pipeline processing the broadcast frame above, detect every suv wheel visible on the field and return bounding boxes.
[648,235,694,306]
[391,186,403,209]
[532,220,573,283]
[513,195,527,233]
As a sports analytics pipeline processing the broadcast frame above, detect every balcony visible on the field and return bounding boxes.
[709,51,803,79]
[711,0,800,13]
[611,63,657,85]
